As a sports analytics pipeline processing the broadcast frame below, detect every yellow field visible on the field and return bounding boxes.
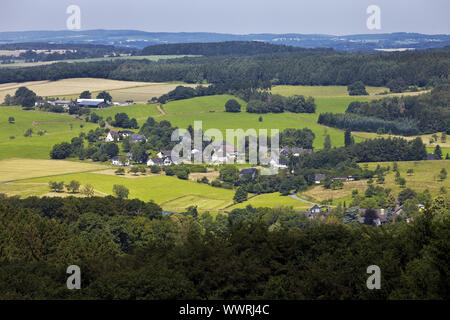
[0,158,107,183]
[0,78,196,103]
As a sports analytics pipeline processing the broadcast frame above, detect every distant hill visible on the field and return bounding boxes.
[0,30,449,52]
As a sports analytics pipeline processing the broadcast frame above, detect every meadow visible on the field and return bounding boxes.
[0,106,98,159]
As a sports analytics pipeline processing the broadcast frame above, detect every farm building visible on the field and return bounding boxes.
[77,99,109,108]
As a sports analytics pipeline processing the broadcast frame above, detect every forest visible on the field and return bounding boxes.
[324,85,450,134]
[0,47,448,90]
[0,194,448,299]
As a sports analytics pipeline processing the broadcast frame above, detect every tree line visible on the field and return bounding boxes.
[0,48,448,90]
[0,193,448,299]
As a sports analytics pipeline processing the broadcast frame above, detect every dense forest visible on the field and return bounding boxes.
[0,48,448,90]
[319,85,450,135]
[0,194,448,299]
[141,41,306,56]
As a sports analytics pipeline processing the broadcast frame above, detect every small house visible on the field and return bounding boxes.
[147,158,164,167]
[310,205,321,214]
[239,168,258,179]
[111,156,130,166]
[106,130,120,142]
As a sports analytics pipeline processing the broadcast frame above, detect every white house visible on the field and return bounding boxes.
[111,156,130,166]
[106,130,120,142]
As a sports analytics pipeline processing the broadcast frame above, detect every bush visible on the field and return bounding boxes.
[50,142,73,159]
[225,99,241,113]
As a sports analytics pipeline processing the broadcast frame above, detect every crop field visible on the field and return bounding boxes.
[300,160,450,205]
[0,55,196,69]
[0,158,107,183]
[0,106,99,159]
[0,78,197,103]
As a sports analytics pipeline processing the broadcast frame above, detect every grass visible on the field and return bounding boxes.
[22,173,236,212]
[0,158,107,183]
[229,192,312,211]
[0,106,99,160]
[300,160,450,206]
[271,85,429,98]
[94,104,161,124]
[159,95,364,149]
[164,95,246,114]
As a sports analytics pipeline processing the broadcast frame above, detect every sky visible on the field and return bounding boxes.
[0,0,449,35]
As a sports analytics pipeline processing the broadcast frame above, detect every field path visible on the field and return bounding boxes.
[289,193,318,206]
[156,104,167,115]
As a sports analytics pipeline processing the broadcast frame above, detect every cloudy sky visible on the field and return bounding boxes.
[1,0,449,35]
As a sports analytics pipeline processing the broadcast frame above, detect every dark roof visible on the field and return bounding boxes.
[240,168,258,175]
[311,205,321,211]
[131,134,146,141]
[149,158,164,165]
[427,154,437,160]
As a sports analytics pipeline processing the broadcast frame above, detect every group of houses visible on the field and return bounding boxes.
[105,130,146,143]
[35,98,136,110]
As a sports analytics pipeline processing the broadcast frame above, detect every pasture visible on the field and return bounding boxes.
[271,85,429,98]
[21,172,236,212]
[159,95,364,149]
[0,106,98,159]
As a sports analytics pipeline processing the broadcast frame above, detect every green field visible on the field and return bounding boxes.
[158,95,365,149]
[95,104,161,122]
[21,172,236,212]
[0,106,98,159]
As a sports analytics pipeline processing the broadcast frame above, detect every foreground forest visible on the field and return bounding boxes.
[0,195,448,299]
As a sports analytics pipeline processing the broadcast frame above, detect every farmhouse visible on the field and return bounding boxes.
[111,156,130,166]
[426,154,437,161]
[269,156,288,169]
[130,134,146,143]
[310,205,321,214]
[280,146,313,157]
[157,150,172,159]
[211,141,236,164]
[239,168,258,179]
[147,158,164,166]
[77,99,108,108]
[106,130,120,142]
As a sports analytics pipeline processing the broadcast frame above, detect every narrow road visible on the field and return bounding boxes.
[289,193,318,206]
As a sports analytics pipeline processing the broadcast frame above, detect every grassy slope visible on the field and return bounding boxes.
[0,107,98,160]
